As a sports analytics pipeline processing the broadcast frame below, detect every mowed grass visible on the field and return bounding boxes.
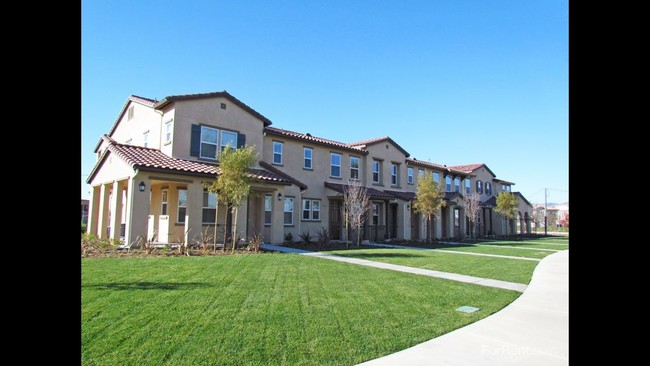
[82,255,520,366]
[435,245,553,259]
[477,236,569,250]
[328,249,538,284]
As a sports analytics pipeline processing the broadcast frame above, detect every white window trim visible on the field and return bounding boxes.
[177,189,187,224]
[220,130,237,151]
[407,167,414,184]
[202,191,217,224]
[264,194,273,225]
[284,196,294,226]
[330,153,342,178]
[164,121,173,143]
[304,147,313,169]
[301,199,321,221]
[161,189,168,216]
[391,164,398,185]
[373,161,381,183]
[273,141,283,165]
[433,172,440,186]
[350,156,360,180]
[200,126,219,160]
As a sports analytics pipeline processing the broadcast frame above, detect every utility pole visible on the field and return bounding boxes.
[544,188,548,236]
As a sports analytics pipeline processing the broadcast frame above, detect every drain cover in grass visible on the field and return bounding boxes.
[456,306,480,313]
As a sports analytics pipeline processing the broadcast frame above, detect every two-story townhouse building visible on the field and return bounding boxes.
[86,90,534,245]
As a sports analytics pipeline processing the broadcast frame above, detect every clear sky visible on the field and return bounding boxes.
[81,0,568,205]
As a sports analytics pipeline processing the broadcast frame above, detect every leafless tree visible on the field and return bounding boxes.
[343,179,371,247]
[464,192,481,239]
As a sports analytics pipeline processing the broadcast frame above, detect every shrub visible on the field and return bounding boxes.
[284,232,293,245]
[299,231,312,243]
[317,227,331,248]
[81,222,87,235]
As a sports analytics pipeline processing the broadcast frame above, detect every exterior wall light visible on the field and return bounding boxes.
[139,181,146,192]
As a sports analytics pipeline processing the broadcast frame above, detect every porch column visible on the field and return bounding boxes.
[97,183,110,239]
[447,206,455,238]
[86,185,100,236]
[185,181,203,245]
[271,190,285,244]
[384,200,389,239]
[109,180,124,241]
[125,176,150,246]
[402,203,411,240]
[489,209,493,235]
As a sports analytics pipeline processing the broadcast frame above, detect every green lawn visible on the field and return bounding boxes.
[327,249,538,284]
[435,245,553,259]
[477,237,568,250]
[82,255,520,366]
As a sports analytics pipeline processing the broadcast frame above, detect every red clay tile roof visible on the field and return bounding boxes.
[259,161,308,190]
[265,127,368,154]
[96,95,161,152]
[347,136,410,157]
[448,163,496,177]
[155,90,272,126]
[384,190,416,201]
[87,136,291,185]
[324,182,395,200]
[405,158,470,176]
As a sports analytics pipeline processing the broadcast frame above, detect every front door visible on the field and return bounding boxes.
[329,200,341,240]
[411,211,420,240]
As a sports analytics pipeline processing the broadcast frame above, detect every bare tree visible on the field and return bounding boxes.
[343,179,371,247]
[464,192,481,240]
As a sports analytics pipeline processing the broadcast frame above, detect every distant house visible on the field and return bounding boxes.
[86,90,534,244]
[533,203,569,228]
[81,199,89,224]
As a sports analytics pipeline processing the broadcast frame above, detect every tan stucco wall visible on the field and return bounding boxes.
[170,97,266,164]
[110,101,162,149]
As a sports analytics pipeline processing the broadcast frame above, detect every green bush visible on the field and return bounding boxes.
[81,222,87,235]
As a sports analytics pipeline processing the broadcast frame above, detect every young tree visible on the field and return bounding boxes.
[206,145,258,253]
[464,192,481,240]
[495,191,518,237]
[413,174,446,243]
[343,179,371,247]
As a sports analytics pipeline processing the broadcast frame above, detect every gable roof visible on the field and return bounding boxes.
[448,163,496,177]
[513,192,532,207]
[87,136,291,186]
[405,158,470,176]
[154,90,272,126]
[259,161,308,190]
[95,95,159,152]
[347,136,410,157]
[265,127,368,154]
[324,182,395,200]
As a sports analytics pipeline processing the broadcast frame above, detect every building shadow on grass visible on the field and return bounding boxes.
[84,282,211,291]
[337,252,426,259]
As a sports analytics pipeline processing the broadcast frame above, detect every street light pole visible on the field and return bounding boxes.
[544,188,548,236]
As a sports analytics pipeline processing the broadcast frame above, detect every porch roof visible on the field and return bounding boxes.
[324,182,395,200]
[481,196,497,208]
[87,136,292,186]
[384,190,416,201]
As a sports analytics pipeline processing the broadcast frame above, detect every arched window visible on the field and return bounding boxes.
[445,176,452,192]
[476,180,483,194]
[454,177,460,192]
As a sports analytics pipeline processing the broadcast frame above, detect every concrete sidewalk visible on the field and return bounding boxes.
[365,242,541,262]
[260,244,527,292]
[358,250,569,366]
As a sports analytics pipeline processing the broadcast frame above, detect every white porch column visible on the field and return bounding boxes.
[97,183,110,239]
[447,206,455,239]
[125,176,150,246]
[185,181,203,245]
[109,180,124,241]
[86,185,100,236]
[271,190,285,244]
[402,203,411,240]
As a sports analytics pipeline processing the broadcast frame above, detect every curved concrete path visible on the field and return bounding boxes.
[358,249,568,366]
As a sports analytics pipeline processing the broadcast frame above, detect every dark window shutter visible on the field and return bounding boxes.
[237,133,246,148]
[190,124,201,157]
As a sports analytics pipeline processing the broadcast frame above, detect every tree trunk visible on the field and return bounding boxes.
[223,204,230,251]
[214,201,220,254]
[232,207,239,253]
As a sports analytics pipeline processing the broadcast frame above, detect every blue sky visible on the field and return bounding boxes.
[82,0,568,204]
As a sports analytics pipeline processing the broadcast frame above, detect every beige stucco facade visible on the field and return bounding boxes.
[86,91,533,246]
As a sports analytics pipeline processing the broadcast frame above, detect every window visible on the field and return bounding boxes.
[202,191,217,224]
[164,121,172,142]
[125,139,132,145]
[407,167,414,184]
[502,184,511,192]
[177,189,187,223]
[304,147,313,169]
[127,106,134,120]
[391,164,398,185]
[418,169,424,177]
[476,180,483,194]
[330,153,341,177]
[350,156,360,180]
[445,176,452,192]
[302,199,321,221]
[454,177,460,192]
[284,197,294,225]
[221,130,237,151]
[373,160,381,183]
[433,172,440,187]
[273,141,283,165]
[200,126,219,160]
[454,208,460,227]
[372,203,380,225]
[264,194,272,225]
[143,132,149,148]
[485,182,492,196]
[161,189,168,215]
[465,179,471,194]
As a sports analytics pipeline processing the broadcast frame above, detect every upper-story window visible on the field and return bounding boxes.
[164,121,173,143]
[454,177,460,192]
[391,163,399,186]
[465,179,471,194]
[127,106,134,120]
[485,182,492,196]
[273,141,283,165]
[418,168,424,177]
[200,126,219,159]
[304,147,313,169]
[143,131,149,148]
[502,184,511,192]
[350,156,360,180]
[407,167,414,184]
[445,176,452,192]
[373,160,381,183]
[476,180,483,194]
[330,153,342,178]
[433,172,440,187]
[220,130,237,151]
